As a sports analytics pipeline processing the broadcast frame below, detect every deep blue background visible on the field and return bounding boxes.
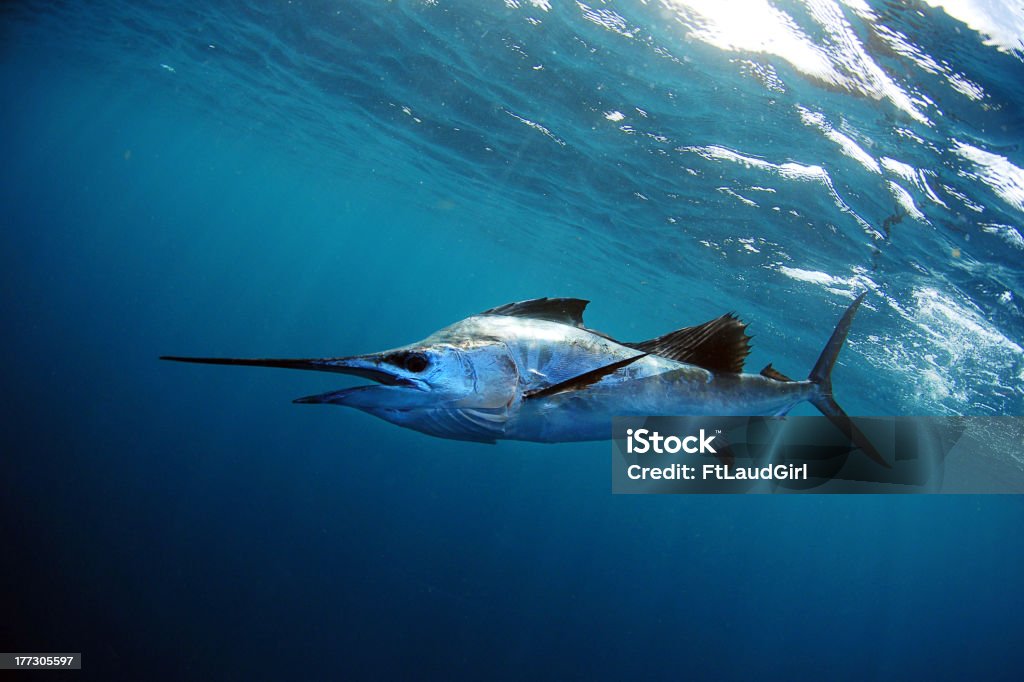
[3,2,1024,679]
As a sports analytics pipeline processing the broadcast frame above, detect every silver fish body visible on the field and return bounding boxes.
[163,294,884,465]
[423,314,815,443]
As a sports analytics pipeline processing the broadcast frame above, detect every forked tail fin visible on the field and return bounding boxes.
[808,293,890,468]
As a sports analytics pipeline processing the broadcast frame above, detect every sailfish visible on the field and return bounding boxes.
[162,293,886,466]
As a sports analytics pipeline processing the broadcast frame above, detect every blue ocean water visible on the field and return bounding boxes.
[2,1,1023,679]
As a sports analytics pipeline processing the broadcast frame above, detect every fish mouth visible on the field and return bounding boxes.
[159,353,423,404]
[293,368,433,408]
[292,383,413,406]
[288,356,432,407]
[312,362,416,388]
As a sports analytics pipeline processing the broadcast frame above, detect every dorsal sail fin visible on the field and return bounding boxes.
[479,298,589,327]
[523,353,649,400]
[624,314,751,374]
[760,363,793,382]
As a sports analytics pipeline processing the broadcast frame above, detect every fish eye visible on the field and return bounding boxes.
[403,352,429,373]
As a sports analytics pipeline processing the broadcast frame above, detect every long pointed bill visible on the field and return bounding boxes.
[159,355,412,386]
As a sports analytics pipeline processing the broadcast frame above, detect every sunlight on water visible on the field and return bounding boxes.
[953,140,1024,213]
[796,105,881,175]
[661,0,929,122]
[4,0,1022,418]
[925,0,1024,53]
[684,142,876,235]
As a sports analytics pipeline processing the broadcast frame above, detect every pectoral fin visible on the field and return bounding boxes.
[523,353,649,400]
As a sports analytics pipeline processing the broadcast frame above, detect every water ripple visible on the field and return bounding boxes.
[7,0,1023,414]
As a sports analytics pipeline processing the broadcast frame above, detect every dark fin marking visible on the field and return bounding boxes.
[624,314,751,374]
[523,353,649,400]
[479,298,590,327]
[760,363,793,382]
[806,293,889,469]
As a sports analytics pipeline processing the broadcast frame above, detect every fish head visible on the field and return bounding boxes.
[292,326,520,441]
[297,338,516,407]
[162,317,522,442]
